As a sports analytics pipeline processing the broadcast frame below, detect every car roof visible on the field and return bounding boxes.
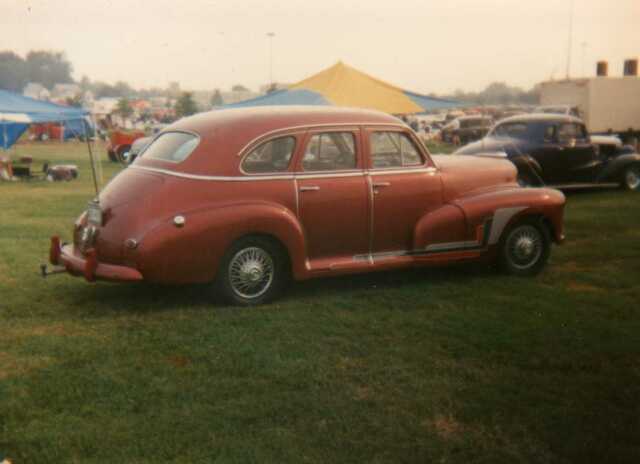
[170,106,403,136]
[138,106,407,176]
[497,113,583,125]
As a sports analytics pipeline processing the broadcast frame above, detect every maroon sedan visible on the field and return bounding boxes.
[47,107,566,305]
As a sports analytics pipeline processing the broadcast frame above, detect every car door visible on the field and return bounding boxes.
[365,128,442,256]
[295,128,370,263]
[529,123,567,184]
[557,122,598,183]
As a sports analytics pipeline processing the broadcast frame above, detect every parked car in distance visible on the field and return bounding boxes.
[533,105,581,118]
[106,129,146,163]
[455,114,640,190]
[441,116,493,145]
[46,106,566,305]
[126,135,152,164]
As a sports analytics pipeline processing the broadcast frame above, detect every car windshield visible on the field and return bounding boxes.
[491,122,529,139]
[140,132,199,163]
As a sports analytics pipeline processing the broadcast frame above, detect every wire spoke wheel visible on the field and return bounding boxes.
[228,246,275,300]
[505,224,544,271]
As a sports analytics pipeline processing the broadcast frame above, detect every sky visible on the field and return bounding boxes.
[1,0,638,95]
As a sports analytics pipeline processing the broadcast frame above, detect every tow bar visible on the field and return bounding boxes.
[40,263,66,278]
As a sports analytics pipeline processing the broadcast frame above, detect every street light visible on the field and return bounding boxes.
[267,32,275,90]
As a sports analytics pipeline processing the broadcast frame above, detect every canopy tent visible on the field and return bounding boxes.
[223,61,461,114]
[0,89,91,150]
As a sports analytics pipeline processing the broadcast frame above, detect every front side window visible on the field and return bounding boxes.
[557,123,587,144]
[242,136,295,173]
[302,132,357,171]
[370,131,422,168]
[141,131,199,163]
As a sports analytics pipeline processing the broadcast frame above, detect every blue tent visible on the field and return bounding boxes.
[0,89,91,150]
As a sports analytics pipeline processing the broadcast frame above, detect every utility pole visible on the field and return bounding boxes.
[566,0,574,79]
[267,32,275,89]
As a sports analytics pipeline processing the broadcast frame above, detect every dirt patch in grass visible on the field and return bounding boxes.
[555,261,590,273]
[2,322,108,343]
[429,414,465,440]
[566,281,604,293]
[0,351,53,380]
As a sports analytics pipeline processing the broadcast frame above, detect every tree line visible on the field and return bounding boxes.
[1,49,541,108]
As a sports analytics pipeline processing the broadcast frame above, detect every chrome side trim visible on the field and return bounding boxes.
[488,207,527,245]
[130,165,294,181]
[296,171,364,179]
[369,167,437,176]
[424,240,482,252]
[132,165,439,182]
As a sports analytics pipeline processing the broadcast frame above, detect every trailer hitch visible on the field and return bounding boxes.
[40,263,66,278]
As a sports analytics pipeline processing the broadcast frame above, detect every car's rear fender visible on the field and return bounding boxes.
[134,202,306,284]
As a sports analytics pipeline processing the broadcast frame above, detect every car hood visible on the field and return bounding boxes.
[432,154,518,201]
[590,135,622,147]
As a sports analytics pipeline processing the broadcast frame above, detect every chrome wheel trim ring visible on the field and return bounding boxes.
[625,167,640,190]
[505,225,543,270]
[228,246,274,300]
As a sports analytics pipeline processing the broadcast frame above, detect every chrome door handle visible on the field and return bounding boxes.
[372,182,391,188]
[299,185,320,192]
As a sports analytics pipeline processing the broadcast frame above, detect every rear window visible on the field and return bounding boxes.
[141,132,199,163]
[493,122,529,139]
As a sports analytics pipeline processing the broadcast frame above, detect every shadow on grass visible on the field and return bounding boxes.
[69,261,492,315]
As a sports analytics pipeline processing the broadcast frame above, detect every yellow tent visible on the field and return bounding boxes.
[225,61,460,114]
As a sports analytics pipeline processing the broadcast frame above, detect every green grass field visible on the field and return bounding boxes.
[1,141,639,463]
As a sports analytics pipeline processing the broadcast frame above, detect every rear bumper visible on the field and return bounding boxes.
[50,236,143,282]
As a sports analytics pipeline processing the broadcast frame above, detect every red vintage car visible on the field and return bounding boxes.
[47,107,566,305]
[106,129,146,163]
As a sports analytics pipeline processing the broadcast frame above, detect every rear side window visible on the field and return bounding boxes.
[242,136,295,173]
[370,131,422,168]
[302,132,357,171]
[141,132,199,163]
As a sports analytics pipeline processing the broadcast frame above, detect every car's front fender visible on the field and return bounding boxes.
[596,153,640,183]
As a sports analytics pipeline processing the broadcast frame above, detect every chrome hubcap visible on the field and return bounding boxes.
[626,168,640,190]
[506,225,543,270]
[228,247,274,299]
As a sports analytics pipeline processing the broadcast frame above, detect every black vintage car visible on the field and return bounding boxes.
[454,114,640,190]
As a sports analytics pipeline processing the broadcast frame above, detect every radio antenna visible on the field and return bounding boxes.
[565,0,574,79]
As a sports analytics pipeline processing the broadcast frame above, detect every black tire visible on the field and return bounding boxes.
[621,164,640,191]
[498,218,551,277]
[116,145,131,164]
[215,236,290,306]
[516,175,532,187]
[107,150,118,163]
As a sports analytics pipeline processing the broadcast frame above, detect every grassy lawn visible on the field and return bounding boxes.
[1,141,639,463]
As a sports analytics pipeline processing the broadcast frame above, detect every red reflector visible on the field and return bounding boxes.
[50,236,61,265]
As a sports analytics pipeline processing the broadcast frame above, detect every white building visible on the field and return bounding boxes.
[23,82,50,100]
